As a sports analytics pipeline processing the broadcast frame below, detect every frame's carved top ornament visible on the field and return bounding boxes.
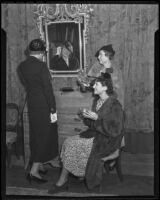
[33,4,93,41]
[33,4,93,21]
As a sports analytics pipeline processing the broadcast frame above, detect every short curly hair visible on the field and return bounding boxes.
[95,73,114,95]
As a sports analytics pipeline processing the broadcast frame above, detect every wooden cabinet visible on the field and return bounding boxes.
[55,91,93,148]
[23,91,93,168]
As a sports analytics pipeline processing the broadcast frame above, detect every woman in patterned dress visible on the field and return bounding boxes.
[48,73,125,193]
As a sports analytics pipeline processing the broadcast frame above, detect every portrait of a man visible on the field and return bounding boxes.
[50,41,79,71]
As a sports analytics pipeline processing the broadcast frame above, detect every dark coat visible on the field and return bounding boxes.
[17,56,58,162]
[18,56,56,111]
[50,54,79,71]
[80,95,125,189]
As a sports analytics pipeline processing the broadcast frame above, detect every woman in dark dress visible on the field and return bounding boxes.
[17,39,59,183]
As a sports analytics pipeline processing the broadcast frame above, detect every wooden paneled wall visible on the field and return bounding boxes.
[2,4,158,153]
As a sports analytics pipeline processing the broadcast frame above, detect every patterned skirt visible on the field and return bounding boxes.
[60,135,94,177]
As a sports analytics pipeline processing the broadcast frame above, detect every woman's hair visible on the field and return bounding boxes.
[62,40,73,53]
[95,44,115,60]
[95,73,114,95]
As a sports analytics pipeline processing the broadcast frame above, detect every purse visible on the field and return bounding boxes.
[79,128,97,138]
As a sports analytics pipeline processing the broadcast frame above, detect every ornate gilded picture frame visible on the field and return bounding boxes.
[33,4,93,77]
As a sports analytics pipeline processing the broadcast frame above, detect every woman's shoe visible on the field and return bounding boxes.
[26,173,48,184]
[78,177,84,182]
[109,165,115,171]
[48,181,68,194]
[109,161,116,171]
[39,169,48,175]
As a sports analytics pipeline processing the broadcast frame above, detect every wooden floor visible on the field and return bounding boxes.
[121,152,154,177]
[10,151,154,177]
[4,151,155,197]
[5,165,154,197]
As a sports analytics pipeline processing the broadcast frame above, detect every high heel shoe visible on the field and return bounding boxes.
[48,181,68,194]
[109,161,116,171]
[39,169,48,175]
[26,173,48,184]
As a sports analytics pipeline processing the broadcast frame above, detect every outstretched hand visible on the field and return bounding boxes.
[82,109,98,120]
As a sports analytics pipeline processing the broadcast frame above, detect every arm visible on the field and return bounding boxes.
[83,117,95,128]
[79,97,98,127]
[41,63,56,113]
[77,110,95,128]
[94,102,124,137]
[17,64,26,87]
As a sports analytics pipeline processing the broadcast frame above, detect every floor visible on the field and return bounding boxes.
[9,151,154,176]
[6,165,154,197]
[4,152,155,197]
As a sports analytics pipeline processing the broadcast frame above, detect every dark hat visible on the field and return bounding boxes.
[95,44,115,58]
[62,41,73,53]
[95,72,112,83]
[29,39,46,52]
[101,72,112,79]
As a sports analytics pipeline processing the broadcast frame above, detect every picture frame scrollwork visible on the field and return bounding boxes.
[33,4,93,77]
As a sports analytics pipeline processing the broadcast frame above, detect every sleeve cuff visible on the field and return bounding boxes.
[51,108,56,113]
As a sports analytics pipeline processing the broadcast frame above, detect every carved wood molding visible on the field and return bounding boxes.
[32,4,93,43]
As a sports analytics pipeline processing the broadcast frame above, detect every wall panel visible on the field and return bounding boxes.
[2,4,158,153]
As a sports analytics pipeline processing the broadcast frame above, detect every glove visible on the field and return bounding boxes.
[50,112,57,123]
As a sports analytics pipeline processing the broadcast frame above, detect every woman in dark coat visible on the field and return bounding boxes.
[48,73,124,193]
[17,39,59,183]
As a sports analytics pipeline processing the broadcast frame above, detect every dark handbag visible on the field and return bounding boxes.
[79,128,97,139]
